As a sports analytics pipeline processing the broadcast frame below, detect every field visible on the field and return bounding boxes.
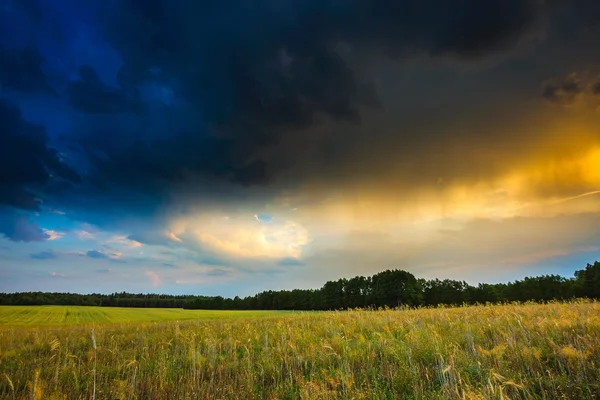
[0,306,288,326]
[0,302,599,399]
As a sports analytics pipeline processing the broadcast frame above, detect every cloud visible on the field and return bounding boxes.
[0,213,50,242]
[173,267,235,285]
[83,247,126,261]
[31,0,570,206]
[86,249,108,259]
[65,250,86,257]
[278,257,305,267]
[591,80,600,96]
[0,0,597,222]
[1,0,600,295]
[255,213,272,223]
[184,215,311,259]
[167,232,182,243]
[0,99,80,210]
[75,230,95,240]
[542,73,583,105]
[106,234,142,248]
[542,70,600,107]
[67,66,142,114]
[30,249,58,260]
[291,212,600,286]
[394,213,600,283]
[145,270,161,287]
[42,229,62,241]
[206,268,230,277]
[0,45,56,95]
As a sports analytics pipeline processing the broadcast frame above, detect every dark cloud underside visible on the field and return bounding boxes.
[0,99,80,210]
[94,0,551,186]
[0,0,599,215]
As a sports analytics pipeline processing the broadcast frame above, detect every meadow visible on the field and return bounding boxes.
[0,306,288,326]
[0,302,599,399]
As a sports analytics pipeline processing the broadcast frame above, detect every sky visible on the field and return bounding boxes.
[1,0,600,297]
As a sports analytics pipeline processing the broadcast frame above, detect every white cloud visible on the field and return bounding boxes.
[42,229,63,241]
[106,234,142,248]
[168,232,182,242]
[171,213,310,259]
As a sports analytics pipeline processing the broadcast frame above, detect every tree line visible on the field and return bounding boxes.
[1,261,599,310]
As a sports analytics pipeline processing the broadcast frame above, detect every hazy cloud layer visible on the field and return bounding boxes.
[30,249,58,259]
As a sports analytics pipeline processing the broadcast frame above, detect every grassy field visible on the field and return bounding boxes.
[0,302,599,399]
[0,306,288,326]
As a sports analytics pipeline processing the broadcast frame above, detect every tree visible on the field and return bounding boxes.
[1,261,599,310]
[345,276,370,308]
[575,262,600,298]
[423,279,470,306]
[371,270,422,307]
[321,280,346,310]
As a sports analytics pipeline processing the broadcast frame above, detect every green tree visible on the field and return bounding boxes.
[371,270,422,307]
[575,261,600,298]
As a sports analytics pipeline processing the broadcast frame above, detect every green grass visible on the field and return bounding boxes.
[0,306,289,326]
[1,301,599,399]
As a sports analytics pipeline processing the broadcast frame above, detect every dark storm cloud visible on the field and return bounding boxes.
[0,45,56,95]
[67,66,143,114]
[74,0,556,190]
[591,81,600,96]
[0,99,80,210]
[542,73,584,105]
[2,0,599,216]
[542,71,600,105]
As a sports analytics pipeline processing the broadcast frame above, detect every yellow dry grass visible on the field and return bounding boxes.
[0,301,599,399]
